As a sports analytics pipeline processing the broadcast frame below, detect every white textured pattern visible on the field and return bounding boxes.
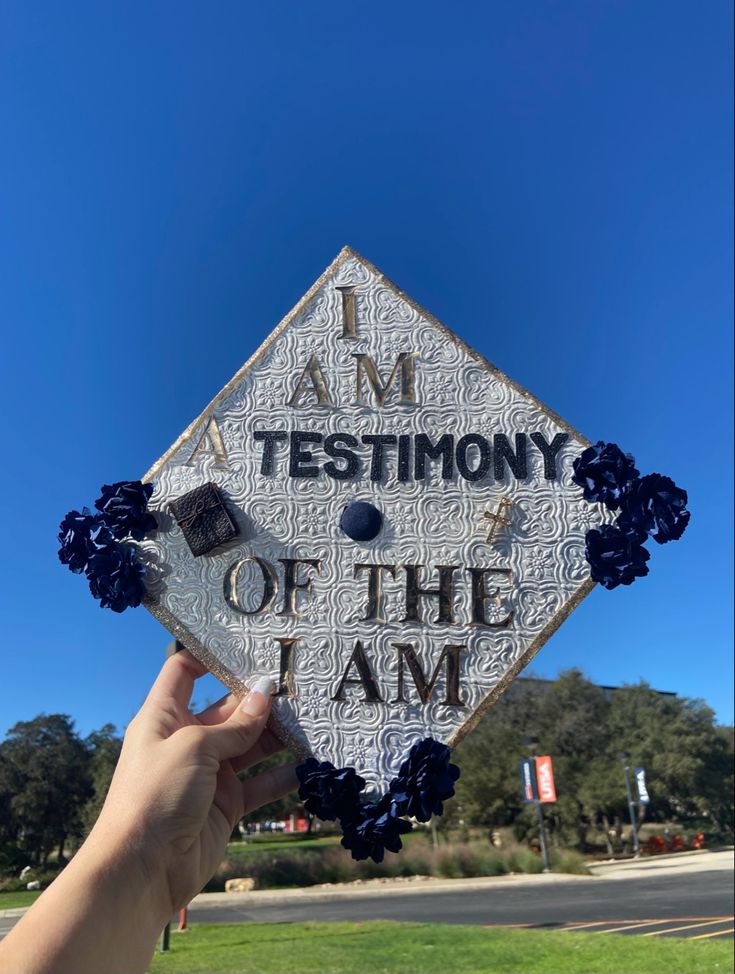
[140,253,607,793]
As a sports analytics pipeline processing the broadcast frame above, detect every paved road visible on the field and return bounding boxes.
[185,869,733,938]
[2,851,732,941]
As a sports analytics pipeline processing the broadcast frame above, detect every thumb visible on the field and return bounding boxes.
[201,676,275,761]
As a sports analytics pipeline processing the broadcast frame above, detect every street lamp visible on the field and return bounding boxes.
[523,735,550,872]
[160,638,188,953]
[617,751,641,858]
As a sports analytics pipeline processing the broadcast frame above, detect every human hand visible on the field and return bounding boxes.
[93,650,297,921]
[0,649,298,974]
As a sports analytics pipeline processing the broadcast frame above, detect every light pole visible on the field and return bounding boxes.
[523,735,550,872]
[618,751,641,858]
[160,639,187,952]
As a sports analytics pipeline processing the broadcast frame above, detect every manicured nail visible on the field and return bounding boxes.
[241,676,275,717]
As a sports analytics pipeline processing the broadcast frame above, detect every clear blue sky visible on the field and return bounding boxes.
[1,1,732,738]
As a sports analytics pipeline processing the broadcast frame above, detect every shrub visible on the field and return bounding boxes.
[206,837,587,891]
[550,849,588,874]
[506,847,544,874]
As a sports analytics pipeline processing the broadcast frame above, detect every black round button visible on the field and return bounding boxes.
[339,500,383,542]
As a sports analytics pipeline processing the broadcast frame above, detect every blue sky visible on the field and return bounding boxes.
[1,1,732,738]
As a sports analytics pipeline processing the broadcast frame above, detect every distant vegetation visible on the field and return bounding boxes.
[1,670,732,891]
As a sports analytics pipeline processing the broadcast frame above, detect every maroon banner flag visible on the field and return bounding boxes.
[535,755,557,803]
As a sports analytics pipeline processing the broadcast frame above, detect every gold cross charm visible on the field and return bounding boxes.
[483,497,513,545]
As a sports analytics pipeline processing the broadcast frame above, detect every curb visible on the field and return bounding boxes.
[189,871,593,910]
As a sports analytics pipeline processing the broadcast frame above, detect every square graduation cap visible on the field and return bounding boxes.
[138,247,608,793]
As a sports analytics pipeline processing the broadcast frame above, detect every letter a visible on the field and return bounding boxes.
[187,416,229,467]
[287,355,333,408]
[331,640,383,703]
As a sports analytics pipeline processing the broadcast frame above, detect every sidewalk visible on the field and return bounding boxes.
[587,847,734,880]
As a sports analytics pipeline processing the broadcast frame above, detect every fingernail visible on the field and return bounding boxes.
[241,676,275,717]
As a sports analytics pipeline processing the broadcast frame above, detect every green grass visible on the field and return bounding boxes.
[225,834,341,855]
[0,890,42,910]
[148,921,733,974]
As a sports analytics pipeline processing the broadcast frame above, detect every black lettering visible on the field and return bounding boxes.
[289,431,322,478]
[324,433,360,480]
[397,434,411,482]
[414,433,454,480]
[456,434,491,482]
[253,430,288,475]
[362,434,398,481]
[530,431,569,480]
[493,433,528,480]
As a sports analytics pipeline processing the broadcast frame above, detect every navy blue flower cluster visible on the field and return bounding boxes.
[295,737,460,863]
[57,481,156,612]
[571,442,690,590]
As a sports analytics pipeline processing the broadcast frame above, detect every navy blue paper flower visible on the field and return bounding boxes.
[95,481,157,541]
[618,473,690,545]
[340,795,413,863]
[57,509,114,574]
[388,737,460,822]
[86,543,147,612]
[296,758,366,821]
[585,524,650,590]
[572,442,639,510]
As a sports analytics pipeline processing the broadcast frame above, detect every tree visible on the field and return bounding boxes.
[81,724,123,837]
[451,680,545,836]
[449,671,733,851]
[0,715,92,866]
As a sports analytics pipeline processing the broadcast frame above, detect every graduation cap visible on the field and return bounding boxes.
[58,248,689,857]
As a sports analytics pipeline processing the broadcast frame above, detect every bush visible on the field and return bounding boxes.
[550,849,588,874]
[206,836,586,891]
[0,844,30,879]
[0,868,61,893]
[506,847,545,874]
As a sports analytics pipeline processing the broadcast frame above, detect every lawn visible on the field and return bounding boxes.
[148,921,733,974]
[225,834,342,855]
[0,890,41,910]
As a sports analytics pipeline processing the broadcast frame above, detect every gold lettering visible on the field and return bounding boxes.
[187,416,229,467]
[224,557,278,615]
[275,637,297,697]
[393,642,466,707]
[286,355,333,408]
[353,353,416,406]
[331,640,383,703]
[336,285,357,339]
[468,567,514,627]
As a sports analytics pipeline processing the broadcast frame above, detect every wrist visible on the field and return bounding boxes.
[76,815,173,935]
[0,817,170,974]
